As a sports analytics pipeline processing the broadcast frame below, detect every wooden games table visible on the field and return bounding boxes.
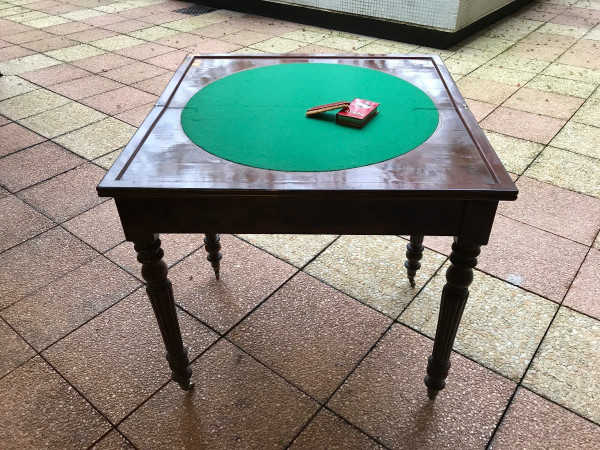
[97,55,518,399]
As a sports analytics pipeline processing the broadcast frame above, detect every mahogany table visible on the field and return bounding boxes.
[97,55,518,399]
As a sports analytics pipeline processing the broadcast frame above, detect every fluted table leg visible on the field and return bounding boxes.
[425,237,480,399]
[405,235,424,288]
[134,235,193,391]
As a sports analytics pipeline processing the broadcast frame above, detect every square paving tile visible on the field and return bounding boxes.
[469,64,536,87]
[0,122,46,157]
[148,30,205,48]
[221,29,271,46]
[489,388,600,449]
[20,101,106,138]
[0,44,34,61]
[25,15,71,29]
[503,41,566,62]
[43,21,93,36]
[0,227,98,309]
[128,25,179,41]
[114,41,176,59]
[524,146,600,198]
[105,233,203,278]
[484,131,544,175]
[549,120,600,159]
[542,62,600,84]
[91,34,145,51]
[19,62,90,86]
[60,8,105,21]
[54,116,135,159]
[139,11,188,26]
[537,22,589,39]
[0,140,83,192]
[498,176,600,245]
[144,49,188,70]
[563,249,600,320]
[523,307,600,424]
[49,74,124,100]
[456,76,521,105]
[480,107,566,144]
[62,200,125,252]
[230,272,391,402]
[162,17,216,33]
[311,35,373,52]
[0,317,35,377]
[0,357,110,448]
[289,43,344,54]
[81,13,127,28]
[98,59,167,86]
[551,12,597,28]
[113,102,154,127]
[182,38,241,54]
[0,19,31,37]
[65,27,117,43]
[236,234,338,268]
[189,20,242,38]
[119,338,318,448]
[11,11,51,25]
[487,54,551,74]
[165,234,297,333]
[20,35,77,52]
[17,163,107,222]
[400,264,557,381]
[477,215,588,301]
[101,19,152,34]
[328,324,516,449]
[571,97,600,127]
[130,70,173,94]
[3,29,54,44]
[42,289,218,423]
[305,235,447,318]
[2,255,139,351]
[519,29,578,48]
[80,85,157,115]
[558,48,600,70]
[0,75,38,101]
[44,42,105,62]
[93,147,122,169]
[465,99,496,121]
[502,87,584,119]
[70,52,134,73]
[0,195,53,253]
[290,409,382,449]
[525,73,597,98]
[0,88,69,120]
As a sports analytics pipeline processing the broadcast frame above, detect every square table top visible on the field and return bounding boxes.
[97,54,517,202]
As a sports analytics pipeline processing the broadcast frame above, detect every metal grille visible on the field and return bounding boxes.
[173,3,216,16]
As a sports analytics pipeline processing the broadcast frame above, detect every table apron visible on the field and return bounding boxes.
[115,197,499,243]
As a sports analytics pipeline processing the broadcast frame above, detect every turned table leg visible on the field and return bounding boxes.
[134,235,194,391]
[204,233,222,279]
[405,235,424,288]
[425,237,480,399]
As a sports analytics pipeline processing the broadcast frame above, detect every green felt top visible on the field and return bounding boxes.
[180,63,439,172]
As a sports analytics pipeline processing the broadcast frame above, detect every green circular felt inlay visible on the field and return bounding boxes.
[181,63,439,172]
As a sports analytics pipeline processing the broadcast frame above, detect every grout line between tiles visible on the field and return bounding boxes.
[85,426,139,450]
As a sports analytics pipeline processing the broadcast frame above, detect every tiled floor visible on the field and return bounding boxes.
[0,0,599,448]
